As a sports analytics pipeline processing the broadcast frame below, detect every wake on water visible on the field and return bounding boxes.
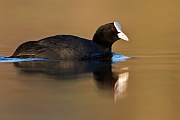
[0,56,47,63]
[0,52,130,63]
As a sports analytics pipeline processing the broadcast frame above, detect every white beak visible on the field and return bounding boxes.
[114,22,129,41]
[117,31,129,41]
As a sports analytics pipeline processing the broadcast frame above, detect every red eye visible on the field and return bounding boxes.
[111,27,115,31]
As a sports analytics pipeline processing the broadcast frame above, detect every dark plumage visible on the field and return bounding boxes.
[12,22,128,60]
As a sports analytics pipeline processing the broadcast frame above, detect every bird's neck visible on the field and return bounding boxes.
[92,34,113,52]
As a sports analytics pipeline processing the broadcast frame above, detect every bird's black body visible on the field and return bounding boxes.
[12,35,112,60]
[12,22,128,60]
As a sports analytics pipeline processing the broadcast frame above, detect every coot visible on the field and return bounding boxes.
[12,22,129,60]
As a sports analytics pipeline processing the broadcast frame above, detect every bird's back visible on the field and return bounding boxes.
[12,35,112,60]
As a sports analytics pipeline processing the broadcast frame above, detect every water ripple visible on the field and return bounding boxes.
[0,52,130,63]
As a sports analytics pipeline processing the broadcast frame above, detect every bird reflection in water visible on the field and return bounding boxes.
[93,65,129,102]
[13,60,129,101]
[114,71,129,102]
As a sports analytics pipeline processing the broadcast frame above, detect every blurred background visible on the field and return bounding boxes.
[0,0,179,56]
[0,1,180,120]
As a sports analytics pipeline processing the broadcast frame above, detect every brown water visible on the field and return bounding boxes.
[0,0,180,120]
